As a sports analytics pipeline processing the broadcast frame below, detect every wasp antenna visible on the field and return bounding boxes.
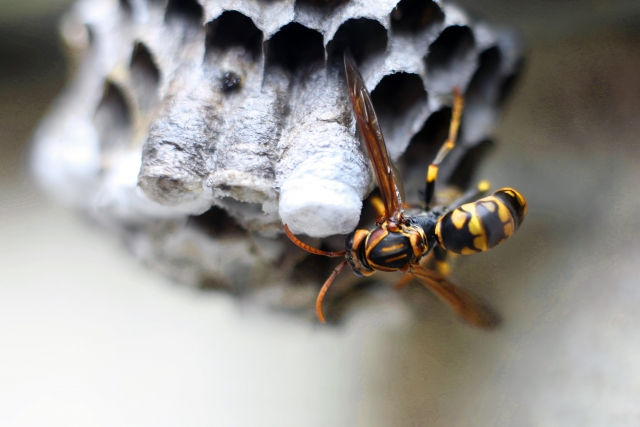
[284,225,346,258]
[316,260,348,323]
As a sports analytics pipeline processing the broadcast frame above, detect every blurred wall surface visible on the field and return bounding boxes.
[1,1,640,427]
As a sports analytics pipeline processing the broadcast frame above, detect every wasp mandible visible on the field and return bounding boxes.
[284,51,527,327]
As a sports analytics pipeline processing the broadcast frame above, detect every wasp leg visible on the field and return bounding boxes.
[369,195,386,219]
[371,195,425,221]
[432,246,452,278]
[394,274,414,290]
[425,88,464,208]
[408,264,501,329]
[316,260,349,323]
[395,248,441,290]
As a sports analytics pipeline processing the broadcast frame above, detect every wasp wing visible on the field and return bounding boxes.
[344,51,402,221]
[409,265,501,329]
[390,162,406,203]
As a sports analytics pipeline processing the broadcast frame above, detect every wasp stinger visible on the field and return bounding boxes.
[284,51,527,327]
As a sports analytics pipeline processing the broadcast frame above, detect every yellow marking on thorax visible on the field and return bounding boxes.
[381,243,406,253]
[408,229,427,257]
[365,228,388,258]
[385,253,409,263]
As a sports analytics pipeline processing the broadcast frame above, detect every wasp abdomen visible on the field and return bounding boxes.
[435,188,527,255]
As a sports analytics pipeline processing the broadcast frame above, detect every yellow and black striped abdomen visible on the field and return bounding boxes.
[435,188,527,255]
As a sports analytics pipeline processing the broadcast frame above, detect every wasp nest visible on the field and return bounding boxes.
[31,0,521,318]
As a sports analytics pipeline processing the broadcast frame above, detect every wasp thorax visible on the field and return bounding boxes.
[435,188,527,255]
[345,221,429,274]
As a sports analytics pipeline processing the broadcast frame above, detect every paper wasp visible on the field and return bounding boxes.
[284,51,527,327]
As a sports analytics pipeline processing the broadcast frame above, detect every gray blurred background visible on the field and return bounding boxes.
[1,0,640,426]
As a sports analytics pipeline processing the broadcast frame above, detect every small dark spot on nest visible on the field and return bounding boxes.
[221,71,242,92]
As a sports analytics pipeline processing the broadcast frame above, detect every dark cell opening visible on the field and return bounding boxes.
[370,73,427,159]
[165,0,204,25]
[218,197,263,218]
[291,253,334,287]
[198,274,233,291]
[295,0,350,14]
[221,71,242,92]
[426,25,475,76]
[85,24,95,47]
[371,72,426,122]
[327,18,388,67]
[130,42,160,110]
[119,0,133,15]
[94,82,132,152]
[398,108,452,201]
[466,46,502,102]
[265,23,324,73]
[205,11,263,61]
[391,0,444,34]
[189,205,246,238]
[447,139,494,190]
[401,108,451,170]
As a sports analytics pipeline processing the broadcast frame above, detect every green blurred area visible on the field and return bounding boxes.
[0,0,73,24]
[457,0,640,43]
[0,5,67,178]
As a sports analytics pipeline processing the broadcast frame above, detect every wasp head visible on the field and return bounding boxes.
[345,228,375,277]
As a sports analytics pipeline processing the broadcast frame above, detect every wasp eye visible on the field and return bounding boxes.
[345,230,356,253]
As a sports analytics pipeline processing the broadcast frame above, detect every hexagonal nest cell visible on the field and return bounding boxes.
[31,0,523,322]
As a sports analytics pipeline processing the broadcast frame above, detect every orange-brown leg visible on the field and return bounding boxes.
[394,274,414,290]
[395,250,439,290]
